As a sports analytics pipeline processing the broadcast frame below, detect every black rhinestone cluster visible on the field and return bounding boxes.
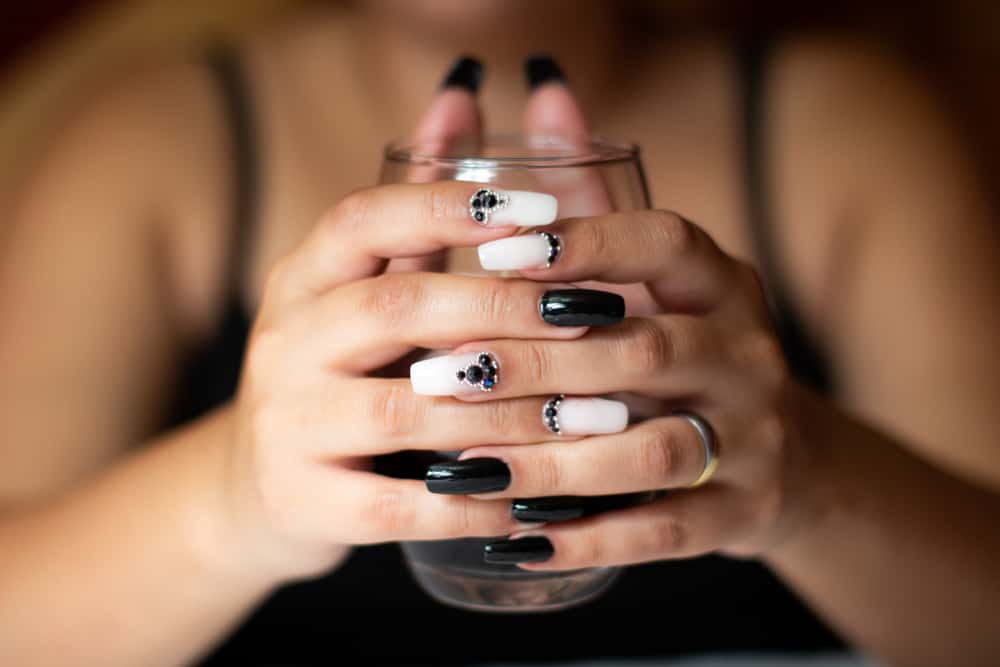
[469,188,509,225]
[456,352,499,391]
[537,231,562,267]
[543,394,565,434]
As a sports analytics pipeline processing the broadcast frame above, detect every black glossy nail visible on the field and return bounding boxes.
[484,536,554,564]
[512,496,584,523]
[440,56,484,93]
[524,53,565,90]
[425,458,510,494]
[539,289,625,327]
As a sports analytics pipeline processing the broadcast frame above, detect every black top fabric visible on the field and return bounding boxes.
[183,40,841,665]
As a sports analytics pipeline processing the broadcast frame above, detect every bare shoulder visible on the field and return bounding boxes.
[763,34,984,337]
[19,55,236,341]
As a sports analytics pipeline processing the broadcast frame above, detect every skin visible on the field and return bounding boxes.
[1,1,999,665]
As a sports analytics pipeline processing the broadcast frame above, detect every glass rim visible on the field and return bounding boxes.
[383,132,639,169]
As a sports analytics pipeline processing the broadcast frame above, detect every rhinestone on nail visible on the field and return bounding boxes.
[537,231,562,267]
[457,352,500,392]
[469,188,510,225]
[543,394,565,434]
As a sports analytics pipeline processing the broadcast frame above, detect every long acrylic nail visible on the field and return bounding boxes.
[542,395,628,436]
[512,497,583,523]
[426,458,511,495]
[478,231,561,270]
[440,56,483,93]
[410,351,499,396]
[469,188,557,227]
[484,536,554,564]
[539,289,625,327]
[524,53,566,90]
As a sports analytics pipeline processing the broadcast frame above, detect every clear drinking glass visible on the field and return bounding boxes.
[379,133,650,613]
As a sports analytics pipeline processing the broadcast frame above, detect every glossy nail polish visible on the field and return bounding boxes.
[512,497,584,523]
[478,231,561,270]
[524,53,565,90]
[484,536,554,564]
[539,289,625,327]
[542,396,629,436]
[440,56,484,93]
[426,458,511,494]
[410,352,499,396]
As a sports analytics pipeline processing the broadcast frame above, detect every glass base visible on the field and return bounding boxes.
[402,538,620,613]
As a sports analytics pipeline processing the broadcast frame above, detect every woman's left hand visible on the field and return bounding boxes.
[420,209,821,569]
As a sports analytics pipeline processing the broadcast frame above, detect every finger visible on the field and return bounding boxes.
[315,380,626,456]
[297,278,621,372]
[485,486,745,570]
[456,415,731,500]
[412,316,729,401]
[276,180,558,308]
[522,54,613,219]
[478,210,755,315]
[389,56,485,274]
[309,472,527,544]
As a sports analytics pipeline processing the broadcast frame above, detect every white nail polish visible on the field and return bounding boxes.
[488,191,558,227]
[478,234,552,270]
[551,397,629,435]
[410,352,500,396]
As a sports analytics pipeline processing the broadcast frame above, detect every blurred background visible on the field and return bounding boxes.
[2,0,1000,217]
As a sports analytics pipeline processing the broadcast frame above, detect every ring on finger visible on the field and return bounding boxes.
[674,412,719,487]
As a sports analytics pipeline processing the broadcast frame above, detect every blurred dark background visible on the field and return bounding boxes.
[2,1,1000,208]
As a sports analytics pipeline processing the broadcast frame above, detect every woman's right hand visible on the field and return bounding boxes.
[221,179,578,581]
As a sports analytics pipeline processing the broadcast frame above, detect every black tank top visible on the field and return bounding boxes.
[182,40,841,665]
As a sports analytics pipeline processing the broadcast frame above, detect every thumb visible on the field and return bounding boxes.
[521,54,611,218]
[388,56,484,274]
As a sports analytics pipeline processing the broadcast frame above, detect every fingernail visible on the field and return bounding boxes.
[469,188,558,227]
[539,289,625,327]
[410,351,499,396]
[426,458,511,495]
[512,497,583,523]
[543,395,629,436]
[524,53,566,90]
[478,231,561,270]
[440,56,483,93]
[484,536,554,564]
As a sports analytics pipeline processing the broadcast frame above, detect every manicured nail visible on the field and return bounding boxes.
[410,352,499,396]
[524,53,565,90]
[512,497,583,523]
[469,188,557,226]
[484,536,554,564]
[440,56,483,93]
[542,395,628,436]
[426,458,511,495]
[478,231,561,270]
[539,289,625,327]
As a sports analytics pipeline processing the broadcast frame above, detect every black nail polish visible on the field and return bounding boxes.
[425,458,510,494]
[440,56,484,93]
[524,53,566,90]
[512,496,584,523]
[540,289,625,327]
[484,536,554,564]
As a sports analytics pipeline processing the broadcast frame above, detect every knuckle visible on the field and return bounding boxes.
[635,426,685,485]
[574,530,605,566]
[646,515,689,555]
[484,400,516,440]
[331,187,376,234]
[648,210,697,255]
[365,383,420,440]
[360,274,424,328]
[423,184,453,224]
[585,218,612,259]
[758,414,790,460]
[476,279,515,323]
[363,485,415,537]
[734,331,788,387]
[622,319,676,372]
[534,449,564,494]
[522,343,554,389]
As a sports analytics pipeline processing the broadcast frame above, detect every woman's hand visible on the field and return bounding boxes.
[218,179,631,582]
[420,209,818,569]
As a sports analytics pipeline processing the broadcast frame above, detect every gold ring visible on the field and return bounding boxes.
[675,412,719,488]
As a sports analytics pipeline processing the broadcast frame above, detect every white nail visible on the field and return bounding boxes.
[410,352,499,396]
[557,397,629,435]
[478,234,553,271]
[489,191,558,227]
